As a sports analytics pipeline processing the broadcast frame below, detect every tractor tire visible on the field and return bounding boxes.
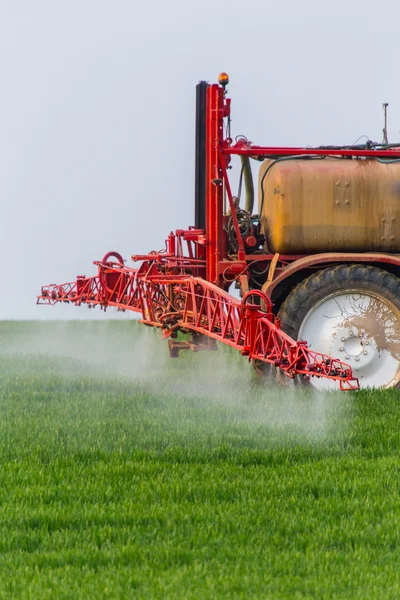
[277,264,400,390]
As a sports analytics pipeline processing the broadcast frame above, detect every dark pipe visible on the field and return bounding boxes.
[240,156,254,213]
[195,82,207,231]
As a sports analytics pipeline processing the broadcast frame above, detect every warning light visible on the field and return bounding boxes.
[218,72,229,88]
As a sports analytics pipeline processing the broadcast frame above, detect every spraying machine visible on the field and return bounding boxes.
[38,74,400,390]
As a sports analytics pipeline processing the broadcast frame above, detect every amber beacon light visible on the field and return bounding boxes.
[218,72,229,88]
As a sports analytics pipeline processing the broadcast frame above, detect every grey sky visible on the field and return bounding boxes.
[1,0,399,319]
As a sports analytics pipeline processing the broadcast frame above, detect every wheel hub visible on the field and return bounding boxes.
[343,334,363,358]
[299,290,400,390]
[336,328,377,368]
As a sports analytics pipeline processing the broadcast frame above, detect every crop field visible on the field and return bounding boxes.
[0,320,399,599]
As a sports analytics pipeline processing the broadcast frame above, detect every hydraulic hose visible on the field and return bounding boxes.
[240,156,254,213]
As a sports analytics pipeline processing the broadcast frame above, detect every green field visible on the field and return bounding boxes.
[0,320,399,599]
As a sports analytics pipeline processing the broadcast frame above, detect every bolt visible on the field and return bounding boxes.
[345,355,350,360]
[363,351,368,355]
[349,330,354,336]
[365,341,369,346]
[341,337,346,342]
[355,357,360,361]
[339,347,344,352]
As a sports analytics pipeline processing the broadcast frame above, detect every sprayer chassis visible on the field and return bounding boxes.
[38,77,400,390]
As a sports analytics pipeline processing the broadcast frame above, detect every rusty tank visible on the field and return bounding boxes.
[258,158,400,254]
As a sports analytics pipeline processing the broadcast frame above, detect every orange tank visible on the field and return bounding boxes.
[258,158,400,254]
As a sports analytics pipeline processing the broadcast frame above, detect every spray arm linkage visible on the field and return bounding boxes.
[38,252,359,391]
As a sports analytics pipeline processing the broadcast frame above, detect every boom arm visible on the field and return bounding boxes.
[38,252,359,390]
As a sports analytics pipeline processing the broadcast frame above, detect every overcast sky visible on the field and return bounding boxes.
[1,0,399,319]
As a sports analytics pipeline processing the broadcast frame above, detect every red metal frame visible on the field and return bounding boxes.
[38,76,400,390]
[38,257,358,390]
[227,137,400,158]
[205,84,224,284]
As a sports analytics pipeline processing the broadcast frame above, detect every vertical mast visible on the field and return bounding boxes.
[194,82,207,231]
[205,83,225,284]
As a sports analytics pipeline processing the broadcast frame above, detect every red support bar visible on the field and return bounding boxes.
[226,142,400,159]
[205,84,225,284]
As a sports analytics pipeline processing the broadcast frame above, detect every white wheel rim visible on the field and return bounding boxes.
[298,289,400,390]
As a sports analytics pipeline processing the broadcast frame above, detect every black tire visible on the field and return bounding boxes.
[277,264,400,389]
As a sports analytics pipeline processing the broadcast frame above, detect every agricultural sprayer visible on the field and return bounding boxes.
[38,74,400,390]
